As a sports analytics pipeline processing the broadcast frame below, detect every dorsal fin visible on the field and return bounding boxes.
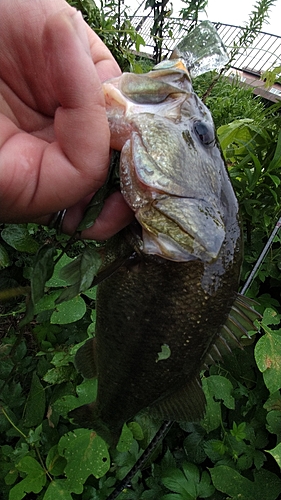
[204,294,261,367]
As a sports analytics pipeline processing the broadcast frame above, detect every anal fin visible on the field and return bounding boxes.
[149,376,206,423]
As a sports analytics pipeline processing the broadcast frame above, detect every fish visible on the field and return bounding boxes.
[70,24,259,445]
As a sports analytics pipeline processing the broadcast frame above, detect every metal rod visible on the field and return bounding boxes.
[240,215,281,295]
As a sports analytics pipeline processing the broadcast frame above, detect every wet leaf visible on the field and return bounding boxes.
[254,332,281,393]
[117,424,134,452]
[58,429,110,493]
[210,466,281,500]
[210,466,255,500]
[43,479,73,500]
[53,378,97,418]
[205,375,235,409]
[51,296,86,324]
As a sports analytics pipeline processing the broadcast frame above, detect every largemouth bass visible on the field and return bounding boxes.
[71,25,258,444]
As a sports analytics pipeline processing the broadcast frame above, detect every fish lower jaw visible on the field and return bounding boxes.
[141,229,201,262]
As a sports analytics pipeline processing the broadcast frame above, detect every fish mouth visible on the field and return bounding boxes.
[136,197,225,263]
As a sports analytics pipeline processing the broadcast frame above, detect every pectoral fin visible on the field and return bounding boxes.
[75,338,97,379]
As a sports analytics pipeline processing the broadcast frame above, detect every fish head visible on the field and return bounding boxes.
[103,60,239,264]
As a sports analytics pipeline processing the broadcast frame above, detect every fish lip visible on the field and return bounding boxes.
[135,195,226,263]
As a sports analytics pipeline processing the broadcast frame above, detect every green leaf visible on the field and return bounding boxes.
[162,467,195,498]
[50,296,86,324]
[58,429,110,493]
[201,378,221,432]
[35,290,61,314]
[156,343,171,362]
[53,378,97,418]
[0,243,10,268]
[205,375,235,409]
[43,480,73,500]
[254,331,281,392]
[46,445,67,476]
[210,465,256,500]
[1,225,39,253]
[266,442,281,468]
[127,421,144,441]
[262,308,280,326]
[210,466,281,500]
[266,410,281,436]
[10,456,46,500]
[46,253,73,287]
[24,373,45,428]
[162,462,213,500]
[31,245,57,303]
[253,469,281,500]
[43,365,74,385]
[230,422,247,442]
[117,424,134,453]
[56,247,101,304]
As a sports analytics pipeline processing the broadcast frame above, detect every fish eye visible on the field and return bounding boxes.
[194,121,215,146]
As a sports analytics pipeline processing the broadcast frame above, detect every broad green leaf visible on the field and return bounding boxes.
[205,375,235,409]
[254,332,281,392]
[253,468,281,500]
[83,286,97,300]
[0,243,10,268]
[59,247,101,287]
[266,410,281,436]
[46,446,67,476]
[117,423,134,452]
[201,378,221,432]
[161,495,182,500]
[35,290,61,314]
[46,253,73,287]
[217,119,255,154]
[43,365,74,385]
[53,378,97,418]
[210,465,256,500]
[56,249,101,303]
[43,480,73,500]
[58,429,110,493]
[266,442,281,468]
[10,456,46,500]
[262,308,280,326]
[1,225,39,253]
[210,466,281,500]
[31,245,57,303]
[156,344,171,362]
[24,373,45,428]
[51,296,86,324]
[127,421,144,441]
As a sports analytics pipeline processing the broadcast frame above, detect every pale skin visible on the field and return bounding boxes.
[0,0,133,239]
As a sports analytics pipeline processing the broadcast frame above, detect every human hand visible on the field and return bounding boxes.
[0,0,133,239]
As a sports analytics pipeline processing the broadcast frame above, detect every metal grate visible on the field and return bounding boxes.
[131,16,281,74]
